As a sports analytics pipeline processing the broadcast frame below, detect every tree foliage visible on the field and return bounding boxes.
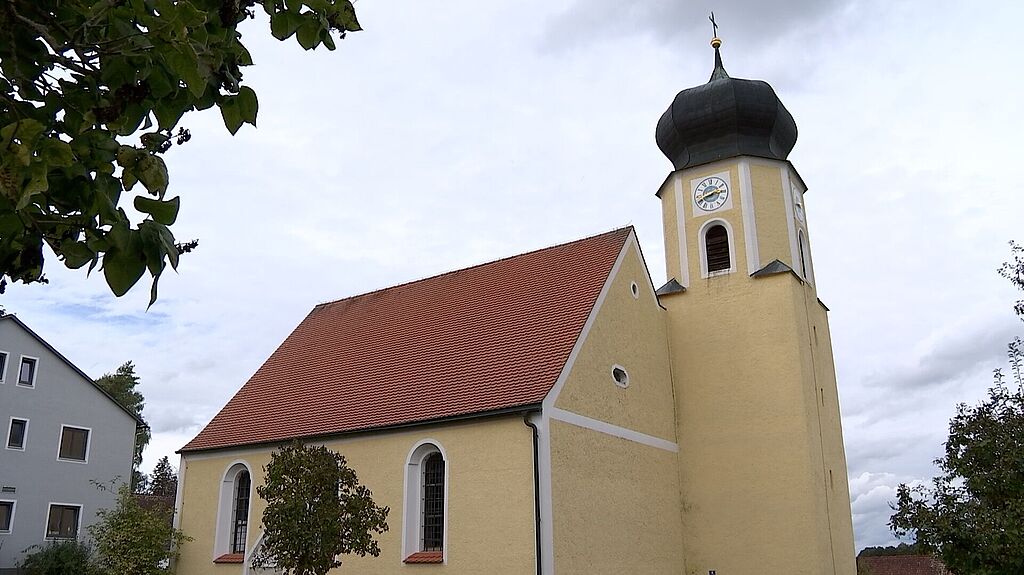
[94,360,149,489]
[0,0,360,303]
[857,542,925,557]
[88,483,191,575]
[18,540,100,575]
[147,455,177,497]
[253,441,389,575]
[890,245,1024,575]
[1001,240,1024,320]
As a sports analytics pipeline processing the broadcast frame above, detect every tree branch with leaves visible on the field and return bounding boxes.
[0,0,360,304]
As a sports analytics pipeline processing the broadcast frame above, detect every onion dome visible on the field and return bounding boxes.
[655,38,798,171]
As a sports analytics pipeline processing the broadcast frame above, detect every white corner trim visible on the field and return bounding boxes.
[172,455,186,531]
[738,159,760,274]
[780,168,800,271]
[673,176,690,288]
[548,408,679,453]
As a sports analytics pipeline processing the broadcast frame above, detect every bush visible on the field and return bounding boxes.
[19,540,99,575]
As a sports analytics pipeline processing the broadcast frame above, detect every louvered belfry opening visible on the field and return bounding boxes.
[421,453,445,552]
[232,470,251,554]
[705,224,731,272]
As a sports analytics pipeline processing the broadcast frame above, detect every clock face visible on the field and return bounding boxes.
[694,177,730,212]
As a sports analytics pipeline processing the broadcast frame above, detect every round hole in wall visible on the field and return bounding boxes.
[611,365,629,388]
[630,281,639,299]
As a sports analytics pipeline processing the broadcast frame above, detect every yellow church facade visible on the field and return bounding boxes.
[174,39,856,575]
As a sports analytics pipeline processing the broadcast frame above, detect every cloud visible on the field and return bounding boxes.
[539,0,856,55]
[849,472,925,549]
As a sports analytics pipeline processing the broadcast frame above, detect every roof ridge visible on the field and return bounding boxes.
[313,226,633,310]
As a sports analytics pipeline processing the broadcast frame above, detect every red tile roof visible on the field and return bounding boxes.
[858,555,950,575]
[181,228,632,453]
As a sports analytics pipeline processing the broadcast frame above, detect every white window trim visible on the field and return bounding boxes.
[43,502,82,541]
[213,460,254,560]
[16,355,39,388]
[56,424,92,464]
[611,364,630,389]
[401,439,449,564]
[698,218,738,278]
[0,499,15,534]
[6,417,29,451]
[0,350,9,384]
[797,229,815,285]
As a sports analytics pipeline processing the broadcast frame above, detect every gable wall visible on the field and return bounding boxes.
[0,319,137,570]
[553,242,676,441]
[547,240,685,574]
[176,414,536,574]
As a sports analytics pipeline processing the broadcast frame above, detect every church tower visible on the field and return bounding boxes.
[654,34,857,574]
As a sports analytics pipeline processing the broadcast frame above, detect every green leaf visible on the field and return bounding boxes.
[18,165,49,208]
[336,0,362,31]
[103,246,147,297]
[237,86,258,127]
[1,119,45,147]
[154,92,191,130]
[219,97,243,135]
[40,138,75,167]
[135,155,169,197]
[270,12,299,41]
[61,241,96,269]
[166,47,205,99]
[134,196,180,225]
[296,17,321,50]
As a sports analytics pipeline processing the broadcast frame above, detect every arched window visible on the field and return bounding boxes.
[404,441,447,563]
[421,453,445,552]
[215,462,253,562]
[232,470,251,554]
[705,224,731,273]
[798,230,808,279]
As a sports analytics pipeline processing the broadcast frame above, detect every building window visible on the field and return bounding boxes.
[46,504,81,539]
[612,365,630,388]
[7,419,27,450]
[17,356,37,387]
[421,453,445,552]
[0,501,13,533]
[216,462,252,560]
[58,426,90,462]
[403,441,447,563]
[705,224,731,273]
[232,470,251,554]
[0,351,8,383]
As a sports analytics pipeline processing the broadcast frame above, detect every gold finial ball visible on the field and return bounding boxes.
[711,37,722,49]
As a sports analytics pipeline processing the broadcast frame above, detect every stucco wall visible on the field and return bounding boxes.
[176,415,536,575]
[553,241,677,442]
[548,239,684,574]
[0,318,137,570]
[549,419,684,575]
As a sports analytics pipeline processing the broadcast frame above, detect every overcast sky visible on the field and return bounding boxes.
[3,0,1022,552]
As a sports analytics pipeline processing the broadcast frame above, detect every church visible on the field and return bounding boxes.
[174,35,857,575]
